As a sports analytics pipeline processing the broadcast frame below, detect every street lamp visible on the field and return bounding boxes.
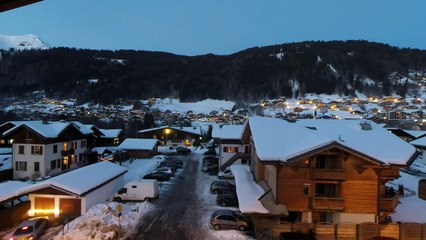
[165,128,171,155]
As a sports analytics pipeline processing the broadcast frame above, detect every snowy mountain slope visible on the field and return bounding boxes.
[0,34,49,50]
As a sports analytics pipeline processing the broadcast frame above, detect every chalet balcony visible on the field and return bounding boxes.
[311,197,345,211]
[379,194,399,211]
[378,168,400,179]
[61,149,75,156]
[312,169,346,181]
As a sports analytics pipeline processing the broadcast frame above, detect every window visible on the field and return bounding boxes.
[81,140,86,148]
[57,159,61,168]
[15,161,27,171]
[53,145,58,153]
[303,184,310,196]
[31,146,43,155]
[18,145,24,154]
[223,146,238,153]
[132,185,137,188]
[34,162,40,172]
[73,141,77,149]
[51,160,56,169]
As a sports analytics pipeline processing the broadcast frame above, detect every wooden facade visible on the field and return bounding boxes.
[254,145,404,225]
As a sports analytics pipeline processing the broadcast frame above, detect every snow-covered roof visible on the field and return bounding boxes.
[230,165,268,214]
[17,161,127,196]
[3,121,92,138]
[410,136,426,147]
[99,129,122,138]
[118,138,159,150]
[138,126,201,136]
[405,130,426,139]
[248,117,417,165]
[0,181,32,203]
[212,125,244,140]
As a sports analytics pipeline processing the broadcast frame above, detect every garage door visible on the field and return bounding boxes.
[34,197,55,217]
[59,198,81,218]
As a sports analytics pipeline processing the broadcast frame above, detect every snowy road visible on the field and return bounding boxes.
[133,154,209,240]
[132,152,252,240]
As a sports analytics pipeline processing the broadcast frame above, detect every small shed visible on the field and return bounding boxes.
[118,138,159,159]
[17,161,127,219]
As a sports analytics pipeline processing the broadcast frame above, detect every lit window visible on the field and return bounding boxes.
[31,146,43,155]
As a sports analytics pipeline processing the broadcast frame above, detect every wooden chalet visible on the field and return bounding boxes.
[137,126,201,147]
[237,117,418,238]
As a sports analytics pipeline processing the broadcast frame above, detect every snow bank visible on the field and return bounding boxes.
[54,201,154,240]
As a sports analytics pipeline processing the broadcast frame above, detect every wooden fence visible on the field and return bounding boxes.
[266,222,426,240]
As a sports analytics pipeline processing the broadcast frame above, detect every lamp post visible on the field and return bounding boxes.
[165,128,170,156]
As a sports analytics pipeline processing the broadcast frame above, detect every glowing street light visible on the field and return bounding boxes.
[165,128,171,155]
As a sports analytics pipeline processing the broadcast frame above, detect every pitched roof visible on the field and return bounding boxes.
[248,117,417,165]
[138,126,201,136]
[99,129,122,138]
[3,120,93,138]
[212,124,244,140]
[0,181,32,203]
[411,136,426,147]
[17,161,127,196]
[118,138,159,150]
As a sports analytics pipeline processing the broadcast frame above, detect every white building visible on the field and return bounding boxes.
[3,121,93,180]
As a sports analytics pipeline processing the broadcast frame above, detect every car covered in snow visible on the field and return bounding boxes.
[176,146,191,155]
[217,168,234,179]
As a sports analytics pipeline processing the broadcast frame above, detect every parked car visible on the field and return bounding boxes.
[158,161,178,171]
[202,157,218,165]
[216,193,239,207]
[165,157,183,168]
[204,149,217,155]
[202,162,218,172]
[217,168,234,179]
[143,172,171,181]
[210,209,250,231]
[10,218,48,240]
[176,146,191,155]
[210,181,236,194]
[152,167,174,177]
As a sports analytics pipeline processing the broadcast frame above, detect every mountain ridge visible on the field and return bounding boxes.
[0,38,426,104]
[0,34,49,50]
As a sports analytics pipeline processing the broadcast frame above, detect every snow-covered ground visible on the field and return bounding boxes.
[150,98,235,114]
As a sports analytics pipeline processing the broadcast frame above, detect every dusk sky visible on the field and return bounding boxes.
[1,0,425,56]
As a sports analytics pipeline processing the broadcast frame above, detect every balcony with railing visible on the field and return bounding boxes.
[61,148,75,156]
[379,194,399,211]
[312,168,346,181]
[311,197,345,211]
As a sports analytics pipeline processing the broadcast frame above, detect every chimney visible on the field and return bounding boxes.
[360,121,372,130]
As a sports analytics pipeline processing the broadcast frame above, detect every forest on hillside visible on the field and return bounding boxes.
[1,40,426,104]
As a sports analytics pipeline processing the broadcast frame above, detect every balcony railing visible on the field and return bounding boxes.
[61,149,75,156]
[311,197,345,211]
[379,194,399,211]
[312,168,346,181]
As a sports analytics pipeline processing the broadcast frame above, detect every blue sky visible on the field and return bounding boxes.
[1,0,425,55]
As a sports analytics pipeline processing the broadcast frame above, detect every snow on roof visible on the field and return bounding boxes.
[118,138,159,150]
[99,129,122,138]
[138,126,201,135]
[298,119,417,165]
[0,181,32,203]
[405,130,426,139]
[71,121,94,135]
[3,121,92,138]
[248,117,417,165]
[249,117,334,162]
[17,161,127,196]
[230,165,268,214]
[212,124,244,140]
[410,136,426,147]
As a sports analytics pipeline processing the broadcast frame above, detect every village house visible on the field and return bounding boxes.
[97,128,126,146]
[137,126,202,147]
[118,138,159,159]
[234,117,418,238]
[211,124,251,170]
[3,120,93,180]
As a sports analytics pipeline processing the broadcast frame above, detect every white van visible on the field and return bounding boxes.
[114,179,159,201]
